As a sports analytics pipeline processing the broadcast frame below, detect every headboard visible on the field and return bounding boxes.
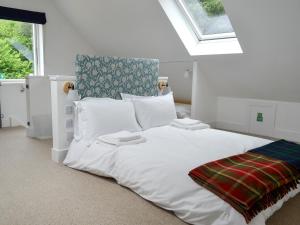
[75,55,159,99]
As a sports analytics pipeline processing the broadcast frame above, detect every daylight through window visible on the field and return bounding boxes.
[0,19,43,79]
[177,0,236,40]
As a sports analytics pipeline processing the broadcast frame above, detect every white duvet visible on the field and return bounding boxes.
[64,126,300,225]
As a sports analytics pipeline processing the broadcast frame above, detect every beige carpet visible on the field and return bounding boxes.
[0,127,299,225]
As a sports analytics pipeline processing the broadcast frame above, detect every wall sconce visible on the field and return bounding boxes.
[64,82,80,102]
[158,80,168,91]
[184,69,192,79]
[63,82,75,94]
[158,77,171,95]
[158,77,169,91]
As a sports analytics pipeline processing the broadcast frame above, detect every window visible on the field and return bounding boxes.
[159,0,242,55]
[177,0,235,40]
[0,19,44,79]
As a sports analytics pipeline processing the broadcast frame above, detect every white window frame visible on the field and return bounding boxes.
[176,0,236,41]
[32,24,44,75]
[159,0,243,56]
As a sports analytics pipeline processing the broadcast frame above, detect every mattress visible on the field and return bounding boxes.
[64,126,300,225]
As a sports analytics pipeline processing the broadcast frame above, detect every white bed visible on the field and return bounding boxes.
[64,126,300,225]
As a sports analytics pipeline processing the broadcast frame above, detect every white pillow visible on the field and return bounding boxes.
[74,98,115,141]
[121,93,153,100]
[74,98,141,145]
[132,92,177,130]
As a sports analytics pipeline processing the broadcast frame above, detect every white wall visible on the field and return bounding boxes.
[52,0,300,103]
[1,0,298,102]
[0,0,96,130]
[53,0,193,102]
[197,0,300,102]
[52,0,190,62]
[191,62,217,124]
[160,62,193,101]
[216,97,300,142]
[2,0,300,139]
[0,0,96,76]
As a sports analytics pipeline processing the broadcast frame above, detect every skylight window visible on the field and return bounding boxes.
[177,0,235,40]
[159,0,243,55]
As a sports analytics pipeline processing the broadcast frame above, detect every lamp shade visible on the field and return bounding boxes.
[184,69,191,79]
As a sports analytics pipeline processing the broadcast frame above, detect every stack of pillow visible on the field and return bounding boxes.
[73,92,177,146]
[121,92,177,130]
[73,92,210,146]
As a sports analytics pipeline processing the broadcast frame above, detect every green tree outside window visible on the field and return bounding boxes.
[0,19,33,79]
[201,0,225,16]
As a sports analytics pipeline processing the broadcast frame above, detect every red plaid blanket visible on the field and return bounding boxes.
[189,152,300,223]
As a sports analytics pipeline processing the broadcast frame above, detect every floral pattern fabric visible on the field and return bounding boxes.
[75,55,159,99]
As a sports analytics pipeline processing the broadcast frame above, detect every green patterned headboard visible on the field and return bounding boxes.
[75,55,159,99]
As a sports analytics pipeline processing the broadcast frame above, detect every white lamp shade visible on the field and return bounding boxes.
[184,70,191,79]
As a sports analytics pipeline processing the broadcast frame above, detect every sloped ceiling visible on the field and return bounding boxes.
[202,0,300,102]
[53,0,300,102]
[53,0,190,60]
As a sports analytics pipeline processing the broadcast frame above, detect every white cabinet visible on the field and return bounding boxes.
[26,75,52,139]
[0,79,27,128]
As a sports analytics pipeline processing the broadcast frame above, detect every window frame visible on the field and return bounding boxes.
[176,0,236,41]
[32,23,44,76]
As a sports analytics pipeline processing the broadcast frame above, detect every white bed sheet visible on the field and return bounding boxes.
[64,126,300,225]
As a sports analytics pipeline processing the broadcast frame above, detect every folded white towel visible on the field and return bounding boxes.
[114,131,142,142]
[173,118,201,126]
[171,122,210,130]
[98,131,146,146]
[105,130,141,142]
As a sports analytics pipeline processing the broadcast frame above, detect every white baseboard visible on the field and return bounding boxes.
[35,136,52,140]
[27,133,52,140]
[26,128,52,140]
[273,128,300,143]
[216,121,300,142]
[215,121,248,133]
[52,148,68,163]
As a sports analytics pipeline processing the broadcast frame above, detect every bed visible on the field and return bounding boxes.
[64,126,300,225]
[62,55,300,225]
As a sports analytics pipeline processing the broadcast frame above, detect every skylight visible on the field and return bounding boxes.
[177,0,236,40]
[159,0,243,55]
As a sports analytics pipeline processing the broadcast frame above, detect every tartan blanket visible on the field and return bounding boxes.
[189,152,300,223]
[250,140,300,171]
